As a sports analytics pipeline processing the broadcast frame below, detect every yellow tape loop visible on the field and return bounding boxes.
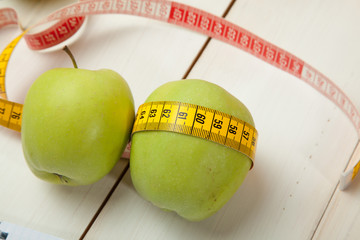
[132,101,258,167]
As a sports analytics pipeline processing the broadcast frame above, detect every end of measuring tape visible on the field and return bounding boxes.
[131,101,258,168]
[339,142,360,190]
[340,171,353,190]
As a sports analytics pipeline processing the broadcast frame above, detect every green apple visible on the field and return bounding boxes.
[130,79,255,221]
[21,68,134,185]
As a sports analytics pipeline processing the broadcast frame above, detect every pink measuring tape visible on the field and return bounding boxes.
[0,0,359,190]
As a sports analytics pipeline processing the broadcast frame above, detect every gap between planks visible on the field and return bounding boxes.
[311,140,360,239]
[79,162,129,240]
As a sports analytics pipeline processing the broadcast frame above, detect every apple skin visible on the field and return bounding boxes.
[21,68,134,185]
[130,79,255,221]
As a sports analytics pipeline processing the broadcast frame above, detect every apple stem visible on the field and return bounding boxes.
[63,46,78,69]
[19,22,26,32]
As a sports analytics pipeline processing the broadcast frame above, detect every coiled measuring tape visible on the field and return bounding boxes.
[0,31,26,132]
[1,0,360,189]
[132,101,258,166]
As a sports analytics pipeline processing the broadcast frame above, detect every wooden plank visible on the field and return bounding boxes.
[313,142,360,239]
[84,0,360,239]
[185,0,360,239]
[0,0,232,239]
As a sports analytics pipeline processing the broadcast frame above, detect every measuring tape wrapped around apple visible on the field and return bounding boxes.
[0,0,359,221]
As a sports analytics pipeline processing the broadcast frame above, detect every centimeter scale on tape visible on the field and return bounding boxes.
[0,32,26,132]
[0,0,360,189]
[132,101,258,165]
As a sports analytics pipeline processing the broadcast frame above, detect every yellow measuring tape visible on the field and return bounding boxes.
[0,32,27,132]
[0,98,22,132]
[1,32,27,99]
[132,101,258,164]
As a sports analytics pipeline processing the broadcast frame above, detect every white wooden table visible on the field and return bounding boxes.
[1,0,360,239]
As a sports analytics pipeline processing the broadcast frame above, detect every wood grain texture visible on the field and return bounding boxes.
[1,0,360,239]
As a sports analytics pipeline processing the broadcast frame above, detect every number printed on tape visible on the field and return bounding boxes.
[0,99,23,132]
[132,101,258,166]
